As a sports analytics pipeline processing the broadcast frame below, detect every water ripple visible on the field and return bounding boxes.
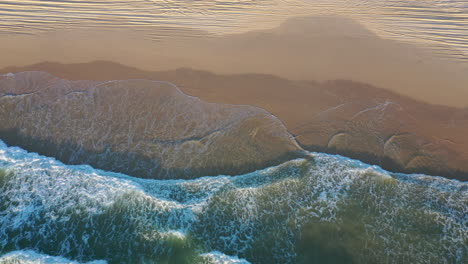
[0,1,467,61]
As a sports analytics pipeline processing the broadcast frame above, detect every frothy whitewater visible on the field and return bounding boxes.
[0,140,466,263]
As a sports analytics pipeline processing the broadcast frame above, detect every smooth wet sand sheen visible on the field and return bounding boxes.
[3,16,468,108]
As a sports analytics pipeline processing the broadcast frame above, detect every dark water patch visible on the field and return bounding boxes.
[0,168,11,188]
[296,221,357,264]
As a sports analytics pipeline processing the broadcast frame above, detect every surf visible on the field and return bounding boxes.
[0,140,466,263]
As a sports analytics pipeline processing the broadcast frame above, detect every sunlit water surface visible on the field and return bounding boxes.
[0,0,467,61]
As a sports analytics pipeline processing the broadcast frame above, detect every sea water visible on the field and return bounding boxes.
[0,140,466,263]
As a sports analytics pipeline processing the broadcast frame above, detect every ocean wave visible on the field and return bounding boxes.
[0,140,466,263]
[0,250,106,264]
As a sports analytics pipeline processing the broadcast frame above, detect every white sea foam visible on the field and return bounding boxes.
[0,250,106,264]
[199,251,251,264]
[0,139,466,263]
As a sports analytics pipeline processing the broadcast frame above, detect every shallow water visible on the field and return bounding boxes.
[1,0,467,60]
[0,140,466,263]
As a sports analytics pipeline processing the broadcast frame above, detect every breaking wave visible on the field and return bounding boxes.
[0,140,466,263]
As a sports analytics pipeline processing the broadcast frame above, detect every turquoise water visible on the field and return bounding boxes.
[0,140,466,263]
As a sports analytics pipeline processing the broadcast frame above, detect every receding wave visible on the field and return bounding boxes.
[0,140,466,263]
[0,71,302,179]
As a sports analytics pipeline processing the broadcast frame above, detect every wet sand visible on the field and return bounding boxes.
[2,16,468,107]
[2,61,467,180]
